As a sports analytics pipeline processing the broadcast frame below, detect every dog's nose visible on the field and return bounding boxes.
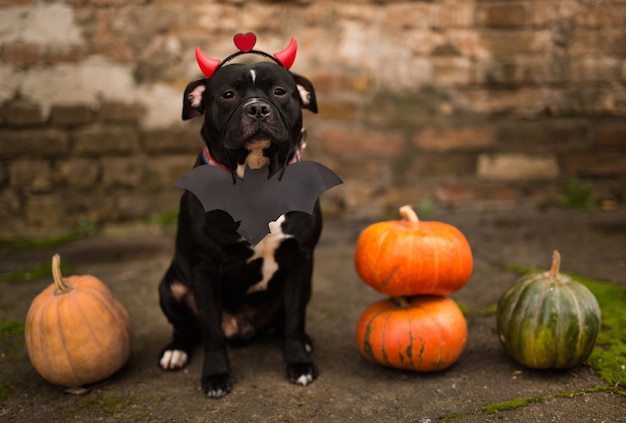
[245,101,271,120]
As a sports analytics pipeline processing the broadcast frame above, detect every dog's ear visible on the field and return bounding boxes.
[182,79,207,120]
[293,74,317,114]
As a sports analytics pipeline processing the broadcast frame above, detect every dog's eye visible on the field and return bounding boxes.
[274,88,286,96]
[222,91,235,99]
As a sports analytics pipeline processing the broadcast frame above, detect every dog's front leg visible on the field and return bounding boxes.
[281,246,318,386]
[192,262,232,398]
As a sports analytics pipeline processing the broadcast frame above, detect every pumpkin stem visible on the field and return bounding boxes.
[393,296,411,308]
[52,254,72,295]
[399,205,419,226]
[549,250,561,279]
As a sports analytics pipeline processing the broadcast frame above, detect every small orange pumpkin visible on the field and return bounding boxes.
[354,205,473,296]
[356,296,467,371]
[25,254,133,387]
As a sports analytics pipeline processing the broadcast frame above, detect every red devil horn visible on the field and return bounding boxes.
[195,47,221,78]
[273,37,297,70]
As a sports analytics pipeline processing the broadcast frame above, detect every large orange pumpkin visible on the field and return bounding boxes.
[356,296,467,371]
[25,254,133,387]
[354,205,473,296]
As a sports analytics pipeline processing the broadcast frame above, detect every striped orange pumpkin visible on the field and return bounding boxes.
[356,296,467,371]
[354,205,473,296]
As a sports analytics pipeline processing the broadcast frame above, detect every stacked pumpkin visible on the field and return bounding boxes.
[354,205,473,371]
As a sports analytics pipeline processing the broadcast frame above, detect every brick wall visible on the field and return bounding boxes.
[1,0,625,237]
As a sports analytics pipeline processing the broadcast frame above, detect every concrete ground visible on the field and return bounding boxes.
[1,205,625,422]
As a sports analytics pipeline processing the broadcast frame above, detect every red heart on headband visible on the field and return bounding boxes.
[234,32,256,53]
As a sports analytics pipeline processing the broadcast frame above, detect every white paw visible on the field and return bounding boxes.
[160,349,188,370]
[295,373,314,386]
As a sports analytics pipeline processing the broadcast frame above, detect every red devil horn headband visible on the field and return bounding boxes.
[195,32,297,79]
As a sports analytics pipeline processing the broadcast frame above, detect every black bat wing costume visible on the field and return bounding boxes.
[175,161,343,245]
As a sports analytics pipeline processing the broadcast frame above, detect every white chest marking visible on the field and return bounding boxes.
[237,140,270,178]
[247,214,291,294]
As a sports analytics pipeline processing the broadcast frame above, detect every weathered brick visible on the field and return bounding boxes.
[0,129,70,157]
[44,45,87,65]
[431,2,475,28]
[318,157,388,183]
[479,30,551,56]
[383,3,432,30]
[72,125,140,156]
[24,193,65,227]
[364,89,452,128]
[443,30,487,59]
[432,57,473,86]
[570,30,626,55]
[115,194,159,220]
[563,153,626,176]
[476,56,566,86]
[477,153,559,180]
[434,181,521,207]
[99,101,144,124]
[101,156,144,188]
[576,2,626,27]
[557,86,626,116]
[308,70,371,94]
[0,42,40,67]
[144,154,195,189]
[414,126,496,151]
[318,128,405,157]
[407,153,477,178]
[454,87,548,116]
[143,126,202,154]
[0,161,7,185]
[50,105,96,127]
[55,158,101,190]
[479,4,526,28]
[496,120,591,153]
[595,123,626,148]
[1,101,46,127]
[570,56,620,83]
[317,100,359,122]
[10,160,54,192]
[0,188,21,225]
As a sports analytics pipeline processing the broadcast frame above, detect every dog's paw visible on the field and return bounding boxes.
[159,349,189,370]
[201,373,233,398]
[286,362,318,386]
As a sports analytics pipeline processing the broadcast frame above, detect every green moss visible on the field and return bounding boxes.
[502,264,626,386]
[73,392,134,416]
[573,276,626,387]
[480,396,542,413]
[438,386,623,422]
[0,320,25,338]
[553,178,598,211]
[0,218,99,252]
[0,385,11,405]
[147,208,179,226]
[0,261,72,283]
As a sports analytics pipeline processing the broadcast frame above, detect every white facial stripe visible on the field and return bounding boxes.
[250,69,257,84]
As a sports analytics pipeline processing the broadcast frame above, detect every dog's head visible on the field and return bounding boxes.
[183,56,317,176]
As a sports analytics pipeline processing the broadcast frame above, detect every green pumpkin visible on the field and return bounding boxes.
[496,251,601,369]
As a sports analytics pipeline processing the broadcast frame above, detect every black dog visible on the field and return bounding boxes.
[158,59,324,398]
